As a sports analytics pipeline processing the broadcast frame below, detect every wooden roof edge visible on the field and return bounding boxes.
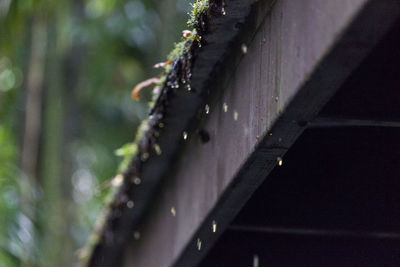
[172,2,400,266]
[121,1,400,267]
[85,0,275,266]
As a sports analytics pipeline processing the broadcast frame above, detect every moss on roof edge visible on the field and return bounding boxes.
[81,0,267,265]
[80,1,213,266]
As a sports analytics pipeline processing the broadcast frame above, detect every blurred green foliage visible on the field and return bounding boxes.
[0,0,189,266]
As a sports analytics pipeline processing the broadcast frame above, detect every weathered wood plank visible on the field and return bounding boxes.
[123,0,399,266]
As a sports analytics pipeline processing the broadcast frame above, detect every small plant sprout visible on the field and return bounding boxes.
[131,77,161,101]
[183,30,193,38]
[153,60,172,69]
[187,0,209,28]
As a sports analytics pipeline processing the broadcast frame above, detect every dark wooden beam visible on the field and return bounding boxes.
[123,1,400,267]
[309,117,400,128]
[229,225,400,240]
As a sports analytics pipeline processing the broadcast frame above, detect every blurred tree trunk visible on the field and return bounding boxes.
[37,17,65,267]
[20,16,46,185]
[19,15,47,267]
[38,1,87,265]
[60,0,87,265]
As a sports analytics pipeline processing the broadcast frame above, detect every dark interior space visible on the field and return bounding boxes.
[319,19,400,121]
[200,19,400,267]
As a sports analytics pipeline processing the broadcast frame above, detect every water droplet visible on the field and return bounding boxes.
[134,231,140,240]
[223,103,228,112]
[142,124,150,132]
[212,220,217,233]
[120,194,128,203]
[158,122,164,128]
[277,157,283,166]
[221,7,226,15]
[244,127,249,136]
[127,200,134,208]
[205,104,210,114]
[154,144,162,155]
[111,174,123,187]
[269,132,273,136]
[275,96,279,102]
[253,254,259,267]
[141,152,149,161]
[197,238,202,251]
[183,131,188,140]
[187,85,192,91]
[153,86,161,95]
[132,177,141,185]
[170,207,176,217]
[233,111,239,121]
[241,44,248,54]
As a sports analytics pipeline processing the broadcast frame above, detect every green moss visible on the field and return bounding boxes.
[168,0,209,62]
[115,142,138,172]
[82,1,211,264]
[115,0,211,175]
[115,119,149,172]
[187,0,209,28]
[77,176,123,265]
[167,40,190,62]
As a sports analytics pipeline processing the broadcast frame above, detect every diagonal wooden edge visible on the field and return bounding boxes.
[119,0,399,266]
[171,1,400,266]
[86,0,276,266]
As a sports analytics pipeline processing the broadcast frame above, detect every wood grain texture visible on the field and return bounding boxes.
[123,0,399,266]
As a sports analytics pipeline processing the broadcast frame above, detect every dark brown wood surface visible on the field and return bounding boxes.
[123,0,400,266]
